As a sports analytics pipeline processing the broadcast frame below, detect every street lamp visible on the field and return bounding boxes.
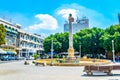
[93,43,96,62]
[112,40,115,63]
[79,45,81,58]
[51,40,54,65]
[94,43,96,58]
[105,50,107,58]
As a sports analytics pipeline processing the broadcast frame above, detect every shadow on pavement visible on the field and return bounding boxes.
[82,74,120,77]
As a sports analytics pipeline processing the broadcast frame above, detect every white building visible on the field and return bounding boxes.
[64,16,89,34]
[0,18,44,58]
[18,30,44,57]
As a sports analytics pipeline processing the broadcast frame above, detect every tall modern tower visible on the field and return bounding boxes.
[118,13,120,24]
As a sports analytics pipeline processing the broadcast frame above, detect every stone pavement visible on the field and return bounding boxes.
[0,60,120,80]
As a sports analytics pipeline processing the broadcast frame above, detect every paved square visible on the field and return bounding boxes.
[0,61,120,80]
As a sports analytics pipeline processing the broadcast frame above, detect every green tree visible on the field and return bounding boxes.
[73,34,80,52]
[105,24,120,35]
[100,24,120,53]
[0,24,6,45]
[76,27,104,57]
[43,24,120,58]
[113,32,120,53]
[100,33,113,53]
[33,53,39,60]
[53,32,69,52]
[43,34,62,53]
[43,38,52,53]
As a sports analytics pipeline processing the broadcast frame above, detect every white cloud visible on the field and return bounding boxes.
[56,3,112,28]
[57,9,79,19]
[27,14,58,30]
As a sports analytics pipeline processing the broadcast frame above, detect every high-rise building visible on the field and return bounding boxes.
[118,13,120,24]
[64,16,89,34]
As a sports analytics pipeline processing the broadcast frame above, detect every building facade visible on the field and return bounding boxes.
[0,18,44,58]
[18,30,44,57]
[64,17,89,34]
[118,13,120,24]
[0,18,18,49]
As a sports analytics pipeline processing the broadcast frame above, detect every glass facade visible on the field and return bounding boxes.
[118,13,120,24]
[64,17,89,34]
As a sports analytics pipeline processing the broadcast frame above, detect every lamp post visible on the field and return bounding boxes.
[112,40,115,63]
[93,43,96,62]
[105,50,107,58]
[79,45,81,58]
[51,40,54,65]
[94,43,96,58]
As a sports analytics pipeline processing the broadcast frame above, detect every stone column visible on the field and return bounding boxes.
[67,14,75,58]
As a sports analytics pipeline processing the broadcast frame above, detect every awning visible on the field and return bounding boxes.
[6,51,17,55]
[6,28,11,32]
[0,49,6,54]
[11,30,18,34]
[48,52,58,54]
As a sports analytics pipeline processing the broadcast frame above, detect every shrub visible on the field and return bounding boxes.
[56,59,66,63]
[33,53,39,60]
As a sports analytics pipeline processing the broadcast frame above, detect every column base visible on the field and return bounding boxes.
[67,48,75,57]
[66,48,76,63]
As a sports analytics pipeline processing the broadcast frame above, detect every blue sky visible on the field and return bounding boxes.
[0,0,120,37]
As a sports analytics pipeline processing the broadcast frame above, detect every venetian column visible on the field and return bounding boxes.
[67,13,75,58]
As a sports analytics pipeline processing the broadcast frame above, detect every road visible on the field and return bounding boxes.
[0,60,120,80]
[0,60,15,64]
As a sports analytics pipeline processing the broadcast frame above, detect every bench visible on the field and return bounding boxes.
[35,62,46,66]
[84,65,120,76]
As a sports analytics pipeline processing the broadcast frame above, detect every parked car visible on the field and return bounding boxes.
[14,56,19,60]
[1,56,15,61]
[18,57,25,60]
[7,56,15,60]
[25,56,34,60]
[1,56,9,61]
